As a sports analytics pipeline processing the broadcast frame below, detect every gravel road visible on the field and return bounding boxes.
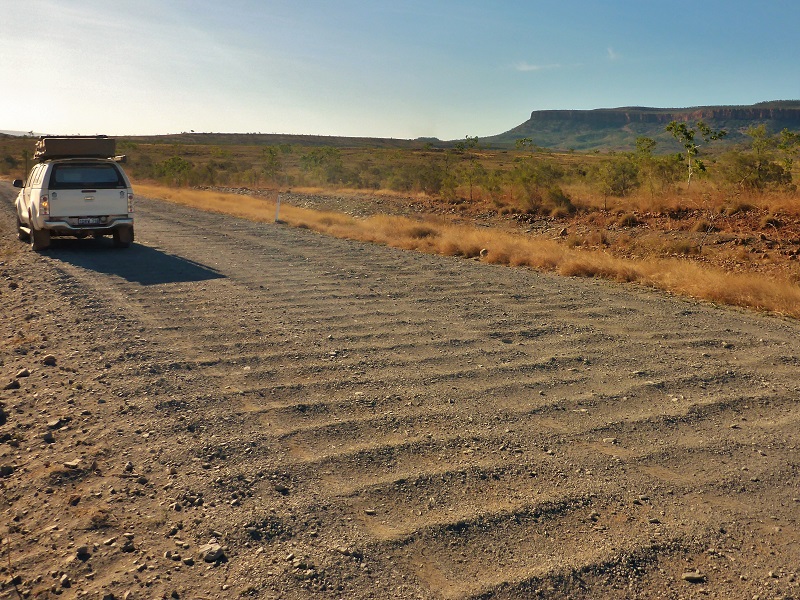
[1,182,798,599]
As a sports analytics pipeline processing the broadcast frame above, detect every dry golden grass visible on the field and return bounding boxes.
[135,183,800,318]
[135,184,281,222]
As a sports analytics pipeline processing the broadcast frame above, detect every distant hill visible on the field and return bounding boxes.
[121,132,427,150]
[483,100,800,153]
[6,101,799,154]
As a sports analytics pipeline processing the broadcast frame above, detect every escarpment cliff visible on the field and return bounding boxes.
[486,100,800,151]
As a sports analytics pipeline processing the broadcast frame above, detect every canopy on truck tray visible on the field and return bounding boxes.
[34,136,116,161]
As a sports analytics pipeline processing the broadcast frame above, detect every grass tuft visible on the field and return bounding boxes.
[691,220,716,233]
[616,213,640,228]
[723,201,755,216]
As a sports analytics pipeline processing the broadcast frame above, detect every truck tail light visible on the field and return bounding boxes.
[40,195,49,215]
[127,193,134,213]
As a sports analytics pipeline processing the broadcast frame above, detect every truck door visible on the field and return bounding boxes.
[24,164,45,217]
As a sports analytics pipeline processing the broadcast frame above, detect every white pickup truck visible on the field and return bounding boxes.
[13,136,134,251]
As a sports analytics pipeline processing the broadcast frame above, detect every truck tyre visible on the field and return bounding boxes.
[17,216,30,242]
[30,226,51,251]
[113,226,134,248]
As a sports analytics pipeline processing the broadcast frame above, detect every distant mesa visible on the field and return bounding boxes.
[487,100,800,152]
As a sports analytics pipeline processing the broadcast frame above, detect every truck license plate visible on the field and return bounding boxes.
[78,218,100,225]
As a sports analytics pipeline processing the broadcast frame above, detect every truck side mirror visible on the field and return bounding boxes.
[12,179,23,188]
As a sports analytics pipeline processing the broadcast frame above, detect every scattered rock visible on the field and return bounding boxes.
[42,355,57,366]
[602,437,618,444]
[15,368,30,378]
[681,570,706,583]
[198,542,226,563]
[3,380,20,390]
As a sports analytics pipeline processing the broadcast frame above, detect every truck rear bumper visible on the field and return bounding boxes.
[40,217,133,235]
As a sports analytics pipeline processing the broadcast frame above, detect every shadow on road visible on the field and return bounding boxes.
[44,238,225,286]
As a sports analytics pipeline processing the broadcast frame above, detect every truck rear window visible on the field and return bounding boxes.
[49,163,126,190]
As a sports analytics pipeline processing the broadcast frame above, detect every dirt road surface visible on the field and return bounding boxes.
[1,183,798,599]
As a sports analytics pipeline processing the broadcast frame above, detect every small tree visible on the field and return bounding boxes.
[719,125,794,191]
[778,128,800,172]
[300,147,345,185]
[508,157,565,212]
[158,156,193,186]
[458,161,487,202]
[666,120,727,187]
[447,135,483,201]
[515,137,541,153]
[596,155,640,208]
[635,137,657,197]
[262,145,292,186]
[453,135,480,154]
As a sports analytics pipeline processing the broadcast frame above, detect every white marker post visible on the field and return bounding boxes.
[274,193,281,223]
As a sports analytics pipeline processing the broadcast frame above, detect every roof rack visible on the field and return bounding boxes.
[34,135,116,161]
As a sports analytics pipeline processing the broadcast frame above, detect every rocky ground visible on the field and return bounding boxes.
[0,182,799,599]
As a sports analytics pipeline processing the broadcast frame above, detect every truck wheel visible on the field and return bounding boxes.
[17,216,30,242]
[113,226,134,248]
[30,226,51,251]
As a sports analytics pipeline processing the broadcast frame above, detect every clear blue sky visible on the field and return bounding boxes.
[2,0,799,140]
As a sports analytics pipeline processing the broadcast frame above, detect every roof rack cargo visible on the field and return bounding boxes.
[34,135,116,162]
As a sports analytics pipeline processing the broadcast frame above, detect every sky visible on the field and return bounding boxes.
[2,0,799,140]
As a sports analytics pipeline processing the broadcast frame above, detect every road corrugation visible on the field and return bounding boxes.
[11,193,799,598]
